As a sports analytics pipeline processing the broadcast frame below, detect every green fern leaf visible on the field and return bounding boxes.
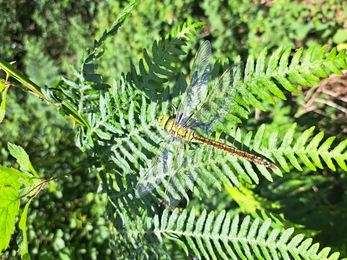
[264,123,347,172]
[156,208,340,259]
[241,45,347,110]
[255,47,267,76]
[331,139,347,171]
[317,136,336,170]
[168,21,206,39]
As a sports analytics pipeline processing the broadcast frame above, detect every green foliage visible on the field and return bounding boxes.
[267,123,347,172]
[155,208,341,260]
[0,53,107,260]
[1,1,347,259]
[60,15,346,258]
[0,0,96,67]
[92,0,201,84]
[0,144,36,253]
[200,0,347,59]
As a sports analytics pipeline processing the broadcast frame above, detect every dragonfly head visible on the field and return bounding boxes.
[158,115,172,130]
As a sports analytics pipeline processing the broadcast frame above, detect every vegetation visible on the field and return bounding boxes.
[1,0,347,259]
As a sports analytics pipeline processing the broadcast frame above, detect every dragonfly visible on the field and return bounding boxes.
[136,40,276,208]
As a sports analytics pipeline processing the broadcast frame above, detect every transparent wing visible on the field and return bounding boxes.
[163,141,196,208]
[176,40,212,126]
[186,63,244,132]
[136,136,196,208]
[135,136,177,198]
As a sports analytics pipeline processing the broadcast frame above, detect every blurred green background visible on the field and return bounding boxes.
[1,0,347,259]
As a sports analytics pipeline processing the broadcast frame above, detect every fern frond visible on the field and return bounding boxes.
[131,22,205,98]
[156,208,340,260]
[268,123,347,172]
[242,45,347,108]
[168,21,206,40]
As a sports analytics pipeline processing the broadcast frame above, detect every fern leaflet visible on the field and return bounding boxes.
[154,208,341,260]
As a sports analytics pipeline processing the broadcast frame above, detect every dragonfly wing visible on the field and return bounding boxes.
[186,63,244,132]
[176,40,212,126]
[136,136,196,209]
[135,136,177,198]
[163,140,197,208]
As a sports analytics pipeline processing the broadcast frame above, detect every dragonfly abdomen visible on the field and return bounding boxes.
[192,134,277,169]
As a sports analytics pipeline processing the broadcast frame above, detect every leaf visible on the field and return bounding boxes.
[0,187,20,252]
[242,44,347,107]
[0,81,8,123]
[0,108,5,123]
[272,124,347,172]
[7,143,38,177]
[154,208,339,259]
[17,197,34,259]
[0,166,33,191]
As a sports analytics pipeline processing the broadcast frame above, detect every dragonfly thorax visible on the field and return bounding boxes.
[158,115,196,142]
